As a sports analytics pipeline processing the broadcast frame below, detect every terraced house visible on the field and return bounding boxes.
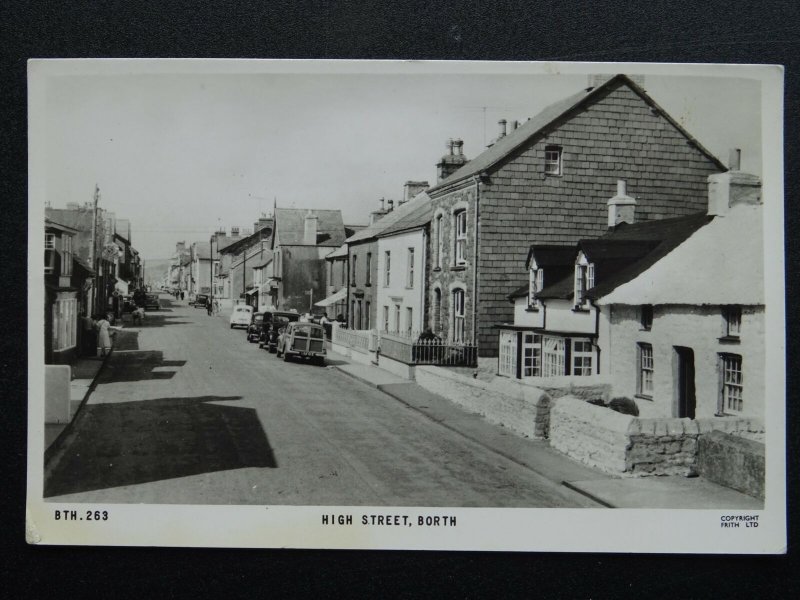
[425,74,726,360]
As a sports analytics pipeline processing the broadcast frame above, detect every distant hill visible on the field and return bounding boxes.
[143,258,173,286]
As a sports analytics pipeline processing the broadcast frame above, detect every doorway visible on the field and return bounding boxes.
[674,346,696,419]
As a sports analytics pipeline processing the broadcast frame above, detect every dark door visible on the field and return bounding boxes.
[675,347,696,419]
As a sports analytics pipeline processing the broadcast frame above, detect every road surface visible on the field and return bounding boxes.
[45,293,595,507]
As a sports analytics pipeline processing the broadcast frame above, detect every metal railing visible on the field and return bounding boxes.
[379,331,477,367]
[331,326,377,352]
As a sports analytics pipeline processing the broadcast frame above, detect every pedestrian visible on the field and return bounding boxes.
[94,313,122,357]
[207,300,213,316]
[132,303,145,325]
[181,290,185,301]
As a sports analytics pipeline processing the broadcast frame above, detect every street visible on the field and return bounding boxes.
[45,293,594,507]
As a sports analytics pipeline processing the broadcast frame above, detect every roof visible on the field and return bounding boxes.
[325,243,349,260]
[45,217,79,235]
[73,255,95,275]
[509,245,576,299]
[219,227,272,255]
[596,203,763,305]
[428,74,725,193]
[375,198,433,237]
[252,253,274,269]
[347,192,431,243]
[45,208,92,232]
[274,208,346,247]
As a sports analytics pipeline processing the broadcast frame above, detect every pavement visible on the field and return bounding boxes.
[328,349,763,510]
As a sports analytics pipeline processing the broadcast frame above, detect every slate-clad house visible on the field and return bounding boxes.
[271,208,347,313]
[499,164,764,420]
[425,74,726,359]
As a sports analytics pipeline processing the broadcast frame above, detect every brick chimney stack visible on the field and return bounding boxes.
[437,138,468,182]
[403,180,429,203]
[303,210,318,245]
[707,149,762,216]
[607,179,637,228]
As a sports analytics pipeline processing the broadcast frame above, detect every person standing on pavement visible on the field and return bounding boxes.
[94,313,122,357]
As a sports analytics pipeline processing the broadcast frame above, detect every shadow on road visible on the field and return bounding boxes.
[135,314,195,328]
[44,395,277,497]
[99,350,186,382]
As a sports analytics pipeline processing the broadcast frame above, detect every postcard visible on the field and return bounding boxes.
[27,59,785,552]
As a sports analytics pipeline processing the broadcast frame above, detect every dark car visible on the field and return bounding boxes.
[259,310,301,352]
[193,294,209,309]
[144,293,160,310]
[246,312,265,342]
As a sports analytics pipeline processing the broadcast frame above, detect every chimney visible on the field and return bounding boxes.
[707,149,762,216]
[387,199,394,212]
[403,180,429,203]
[303,210,318,245]
[437,138,469,182]
[231,226,240,237]
[607,179,637,228]
[66,202,80,210]
[497,119,507,139]
[370,198,389,225]
[511,120,520,131]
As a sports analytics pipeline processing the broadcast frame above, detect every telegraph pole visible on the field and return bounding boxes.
[90,184,100,314]
[209,234,214,313]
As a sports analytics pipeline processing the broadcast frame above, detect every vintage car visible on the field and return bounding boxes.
[276,322,326,365]
[259,310,300,352]
[193,294,210,309]
[246,312,265,342]
[144,293,160,310]
[229,304,254,329]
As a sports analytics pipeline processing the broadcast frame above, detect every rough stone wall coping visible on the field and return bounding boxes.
[551,396,635,433]
[416,364,550,404]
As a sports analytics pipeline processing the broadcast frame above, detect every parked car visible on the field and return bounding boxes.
[230,305,254,329]
[247,312,265,342]
[193,294,209,309]
[276,321,326,365]
[259,310,300,352]
[144,293,160,310]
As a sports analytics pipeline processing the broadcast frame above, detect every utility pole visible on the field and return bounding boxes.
[209,234,214,312]
[89,184,100,315]
[307,288,313,312]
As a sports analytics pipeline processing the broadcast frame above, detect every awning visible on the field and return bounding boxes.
[314,287,346,307]
[246,288,258,296]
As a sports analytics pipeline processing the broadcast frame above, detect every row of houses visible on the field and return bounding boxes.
[316,74,765,422]
[44,190,144,364]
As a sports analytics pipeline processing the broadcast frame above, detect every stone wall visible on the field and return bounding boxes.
[415,365,551,439]
[550,396,765,477]
[697,430,765,499]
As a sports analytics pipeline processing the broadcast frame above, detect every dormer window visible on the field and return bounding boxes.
[528,264,543,308]
[544,145,563,176]
[574,252,594,308]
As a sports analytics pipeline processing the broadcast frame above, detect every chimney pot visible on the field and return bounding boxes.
[387,199,394,211]
[380,197,385,211]
[447,138,454,155]
[498,119,507,138]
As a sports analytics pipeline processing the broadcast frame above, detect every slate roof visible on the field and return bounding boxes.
[532,212,712,301]
[375,199,433,237]
[325,243,349,260]
[274,208,346,247]
[45,217,80,234]
[219,227,272,255]
[346,192,431,244]
[428,74,726,193]
[252,253,274,269]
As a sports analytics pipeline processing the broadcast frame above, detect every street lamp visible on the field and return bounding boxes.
[209,234,214,314]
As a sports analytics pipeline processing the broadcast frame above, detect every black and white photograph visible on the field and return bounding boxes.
[26,59,785,552]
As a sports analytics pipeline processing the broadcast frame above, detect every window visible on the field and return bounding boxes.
[498,331,517,377]
[406,307,413,336]
[454,210,467,265]
[45,233,55,274]
[574,256,594,307]
[365,253,372,285]
[721,354,743,413]
[435,214,443,269]
[522,333,542,377]
[544,145,562,175]
[542,336,565,377]
[529,267,543,307]
[394,304,401,333]
[350,300,356,329]
[329,262,333,286]
[383,306,389,332]
[365,301,371,330]
[61,235,73,277]
[351,255,357,286]
[433,288,442,332]
[357,300,363,329]
[638,343,654,398]
[452,288,465,342]
[641,305,653,330]
[384,251,391,286]
[724,306,741,337]
[572,339,593,376]
[407,248,415,288]
[52,297,77,351]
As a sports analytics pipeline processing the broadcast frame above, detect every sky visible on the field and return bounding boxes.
[41,63,762,260]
